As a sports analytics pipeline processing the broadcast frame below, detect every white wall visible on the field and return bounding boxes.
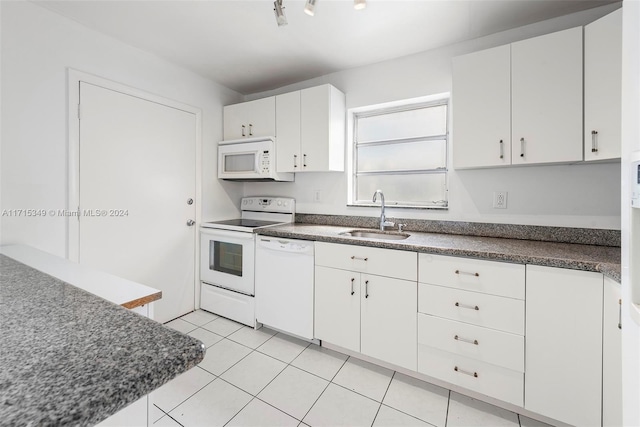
[0,1,244,257]
[244,3,622,229]
[621,1,640,426]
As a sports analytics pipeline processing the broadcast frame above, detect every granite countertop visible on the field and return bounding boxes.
[0,255,206,426]
[256,223,622,282]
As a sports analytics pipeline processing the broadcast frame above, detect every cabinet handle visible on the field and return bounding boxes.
[455,302,479,311]
[499,139,504,159]
[241,125,246,137]
[455,270,479,277]
[365,280,369,298]
[350,278,355,296]
[454,366,478,378]
[249,123,253,136]
[592,130,599,153]
[351,256,368,261]
[520,137,525,157]
[454,335,479,345]
[619,298,622,330]
[293,154,298,168]
[303,153,307,168]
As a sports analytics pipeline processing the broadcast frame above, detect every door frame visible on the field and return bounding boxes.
[67,68,202,304]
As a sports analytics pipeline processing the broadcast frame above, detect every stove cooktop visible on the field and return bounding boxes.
[201,218,285,231]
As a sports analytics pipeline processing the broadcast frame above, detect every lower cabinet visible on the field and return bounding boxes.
[603,277,622,427]
[525,265,603,427]
[314,265,417,371]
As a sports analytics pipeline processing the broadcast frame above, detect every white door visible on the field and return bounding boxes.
[79,82,196,323]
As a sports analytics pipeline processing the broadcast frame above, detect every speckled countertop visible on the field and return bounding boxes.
[0,255,206,426]
[256,223,622,282]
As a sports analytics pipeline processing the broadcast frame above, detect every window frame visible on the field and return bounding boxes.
[347,93,450,210]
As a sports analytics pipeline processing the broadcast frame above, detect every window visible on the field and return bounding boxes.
[348,94,449,209]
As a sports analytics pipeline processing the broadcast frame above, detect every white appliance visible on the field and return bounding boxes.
[218,137,294,182]
[255,238,315,339]
[200,196,295,326]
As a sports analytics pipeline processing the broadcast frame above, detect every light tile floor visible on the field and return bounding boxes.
[156,310,554,427]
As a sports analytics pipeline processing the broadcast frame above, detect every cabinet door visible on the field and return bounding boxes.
[360,274,417,370]
[276,91,301,172]
[603,277,622,427]
[223,97,275,140]
[301,85,345,172]
[314,266,360,352]
[525,265,603,426]
[452,45,511,169]
[511,27,583,165]
[585,9,622,162]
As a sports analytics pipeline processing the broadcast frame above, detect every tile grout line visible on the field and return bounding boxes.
[444,389,451,427]
[369,370,395,426]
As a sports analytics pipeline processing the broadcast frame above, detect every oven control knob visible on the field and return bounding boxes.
[277,201,282,206]
[242,200,247,205]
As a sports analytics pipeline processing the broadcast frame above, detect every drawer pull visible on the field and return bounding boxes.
[454,366,478,378]
[455,269,479,277]
[454,335,479,345]
[455,302,479,311]
[350,278,355,296]
[365,280,369,298]
[351,256,368,261]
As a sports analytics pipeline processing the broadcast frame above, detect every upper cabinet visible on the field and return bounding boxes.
[584,9,623,162]
[223,97,276,140]
[452,45,511,168]
[511,27,583,165]
[453,26,587,168]
[276,84,346,173]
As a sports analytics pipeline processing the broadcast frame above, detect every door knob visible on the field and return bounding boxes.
[187,198,194,205]
[186,219,195,226]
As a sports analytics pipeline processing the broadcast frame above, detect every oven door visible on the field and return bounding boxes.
[200,228,255,295]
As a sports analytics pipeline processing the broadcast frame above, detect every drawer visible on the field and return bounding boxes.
[418,283,524,335]
[315,242,417,281]
[419,254,524,299]
[418,314,524,372]
[418,344,524,407]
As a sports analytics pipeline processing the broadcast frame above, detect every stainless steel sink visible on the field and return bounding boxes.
[339,229,410,240]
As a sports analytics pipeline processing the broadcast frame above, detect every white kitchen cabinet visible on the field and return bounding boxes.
[314,265,361,352]
[584,9,622,162]
[525,265,603,427]
[276,84,345,173]
[360,274,417,371]
[417,253,525,406]
[314,243,417,370]
[452,45,511,169]
[452,27,583,169]
[603,276,622,427]
[511,27,583,165]
[223,96,276,140]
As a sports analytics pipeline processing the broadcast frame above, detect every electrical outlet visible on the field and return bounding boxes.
[314,190,322,202]
[493,191,508,209]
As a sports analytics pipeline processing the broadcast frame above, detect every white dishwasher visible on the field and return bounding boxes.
[255,237,314,340]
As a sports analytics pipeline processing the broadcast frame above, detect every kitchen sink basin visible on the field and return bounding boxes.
[339,229,410,240]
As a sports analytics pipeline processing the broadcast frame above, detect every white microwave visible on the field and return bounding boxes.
[218,137,294,182]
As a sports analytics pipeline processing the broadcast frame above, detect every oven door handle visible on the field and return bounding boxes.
[201,228,255,241]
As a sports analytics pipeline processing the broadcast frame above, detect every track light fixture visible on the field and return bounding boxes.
[273,0,287,26]
[304,0,317,16]
[354,0,367,10]
[275,0,365,26]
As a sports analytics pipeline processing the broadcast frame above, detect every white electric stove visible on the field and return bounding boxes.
[199,196,295,326]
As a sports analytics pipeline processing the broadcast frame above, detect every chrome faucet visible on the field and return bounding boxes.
[372,189,395,231]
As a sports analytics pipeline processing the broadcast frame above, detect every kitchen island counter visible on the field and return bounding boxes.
[256,223,621,282]
[0,251,205,426]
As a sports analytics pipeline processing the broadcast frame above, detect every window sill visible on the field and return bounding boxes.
[347,203,448,210]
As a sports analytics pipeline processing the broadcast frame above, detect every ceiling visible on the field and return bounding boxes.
[35,0,616,95]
